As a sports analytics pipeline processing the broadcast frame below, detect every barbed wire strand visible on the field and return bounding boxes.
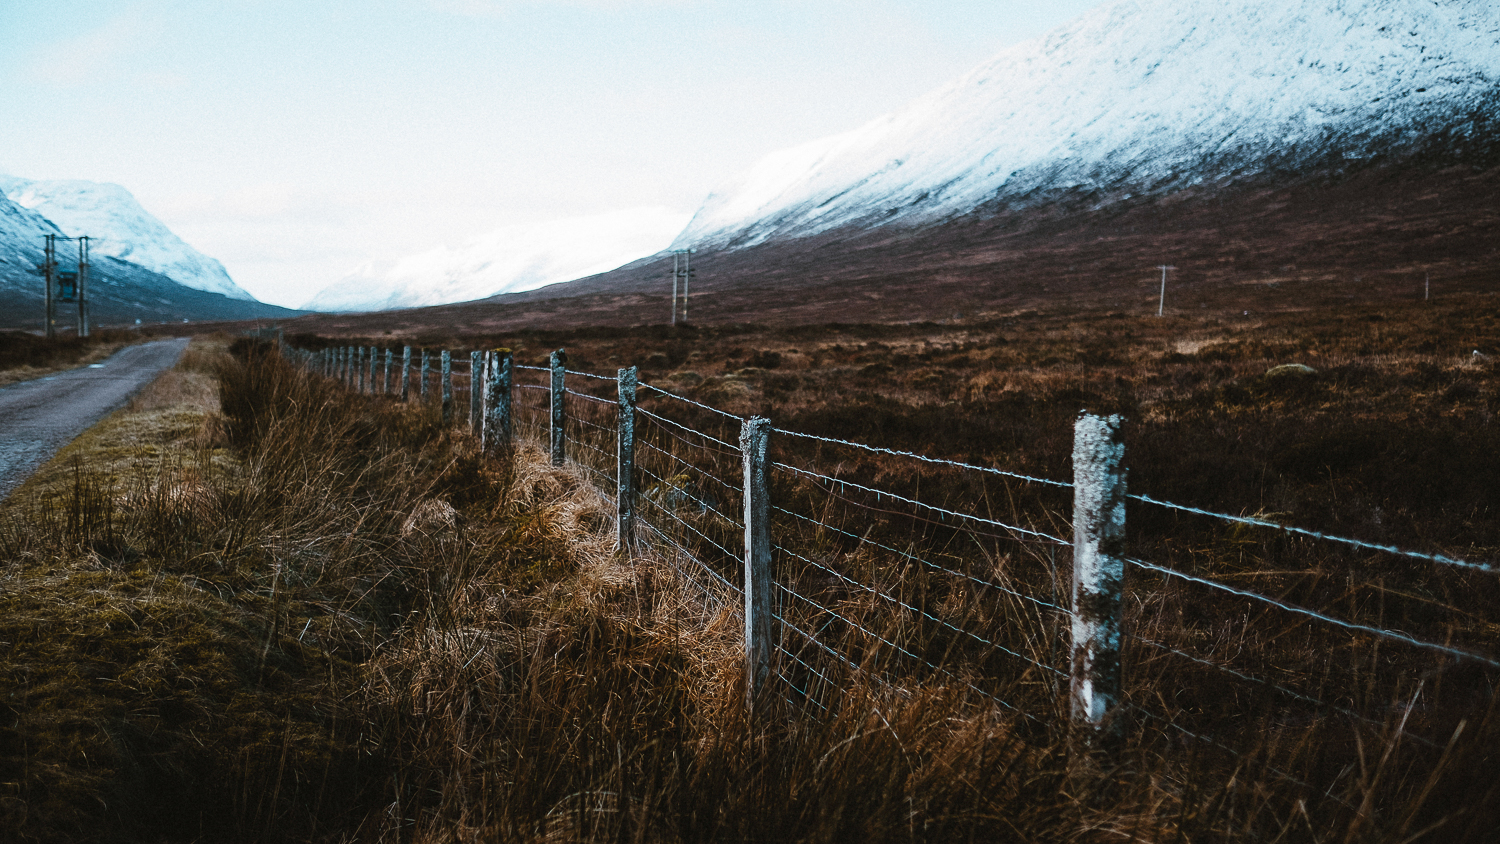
[640,518,741,604]
[776,581,1043,723]
[637,438,744,501]
[771,505,1065,614]
[775,427,1073,490]
[1127,557,1500,670]
[1128,634,1442,750]
[638,382,744,422]
[1129,494,1497,576]
[565,369,616,382]
[778,542,1065,678]
[638,407,740,452]
[637,462,745,530]
[773,461,1070,546]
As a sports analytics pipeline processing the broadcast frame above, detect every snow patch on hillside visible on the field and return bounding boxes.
[676,0,1500,249]
[305,207,690,312]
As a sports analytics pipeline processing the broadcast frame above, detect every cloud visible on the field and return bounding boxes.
[23,11,154,87]
[427,0,695,17]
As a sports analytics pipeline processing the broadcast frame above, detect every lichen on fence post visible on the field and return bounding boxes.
[441,350,453,424]
[1071,411,1127,748]
[384,348,392,394]
[740,416,773,717]
[616,366,638,551]
[483,349,512,455]
[401,346,411,401]
[469,351,482,431]
[549,349,567,467]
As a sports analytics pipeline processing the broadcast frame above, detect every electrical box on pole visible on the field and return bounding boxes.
[38,234,90,337]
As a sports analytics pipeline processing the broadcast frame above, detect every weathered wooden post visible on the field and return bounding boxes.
[549,349,567,466]
[367,347,377,394]
[741,416,772,715]
[383,348,392,394]
[401,346,412,401]
[340,347,349,386]
[420,349,430,403]
[357,347,366,393]
[483,348,513,454]
[469,350,482,432]
[1071,412,1127,747]
[440,350,453,424]
[616,366,638,551]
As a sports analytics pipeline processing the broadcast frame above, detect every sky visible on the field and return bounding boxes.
[0,0,1106,308]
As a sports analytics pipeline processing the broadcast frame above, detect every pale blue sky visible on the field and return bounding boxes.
[0,0,1105,307]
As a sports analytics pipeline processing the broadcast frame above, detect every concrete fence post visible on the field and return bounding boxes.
[441,350,453,424]
[549,348,567,466]
[469,350,482,432]
[420,350,430,403]
[616,366,638,550]
[483,348,513,454]
[741,416,773,716]
[401,346,412,401]
[1071,412,1127,746]
[384,348,392,394]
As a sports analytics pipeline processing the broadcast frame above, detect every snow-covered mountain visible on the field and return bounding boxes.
[305,207,690,312]
[0,174,255,301]
[676,0,1500,250]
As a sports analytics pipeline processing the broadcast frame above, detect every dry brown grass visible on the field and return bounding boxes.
[6,317,1500,842]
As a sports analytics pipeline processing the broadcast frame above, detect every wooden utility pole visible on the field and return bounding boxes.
[1156,265,1176,317]
[669,248,695,325]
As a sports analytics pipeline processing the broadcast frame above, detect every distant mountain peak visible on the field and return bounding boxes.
[305,207,690,312]
[0,174,256,302]
[675,0,1500,250]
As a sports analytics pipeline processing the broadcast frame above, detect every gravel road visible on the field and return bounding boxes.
[0,337,190,500]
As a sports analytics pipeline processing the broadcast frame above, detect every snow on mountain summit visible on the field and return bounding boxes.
[305,207,690,312]
[676,0,1500,249]
[0,175,255,301]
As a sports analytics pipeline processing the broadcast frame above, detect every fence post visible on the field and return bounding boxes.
[1071,412,1127,747]
[483,348,513,454]
[549,348,567,466]
[616,366,638,551]
[357,347,366,393]
[741,416,772,716]
[420,350,430,403]
[341,347,349,386]
[384,348,392,394]
[469,350,482,432]
[441,350,453,424]
[401,346,411,401]
[367,347,376,394]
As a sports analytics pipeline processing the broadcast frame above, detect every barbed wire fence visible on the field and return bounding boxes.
[290,341,1499,800]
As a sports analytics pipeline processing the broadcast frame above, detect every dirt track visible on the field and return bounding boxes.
[0,337,189,500]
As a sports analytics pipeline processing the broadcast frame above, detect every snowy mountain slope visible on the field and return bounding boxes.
[676,0,1500,249]
[305,207,690,312]
[0,175,255,301]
